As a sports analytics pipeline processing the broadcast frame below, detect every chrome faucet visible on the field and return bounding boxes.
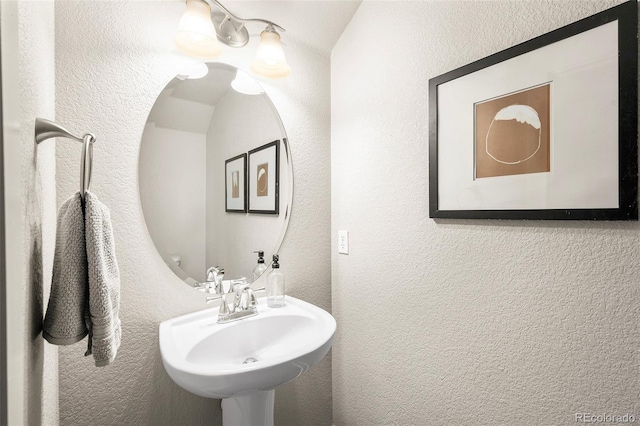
[206,278,264,324]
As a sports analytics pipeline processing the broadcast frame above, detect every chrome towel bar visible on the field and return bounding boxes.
[35,118,96,200]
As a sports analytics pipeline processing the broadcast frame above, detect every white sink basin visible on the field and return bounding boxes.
[159,296,336,400]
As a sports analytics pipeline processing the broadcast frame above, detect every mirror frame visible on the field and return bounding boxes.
[0,20,6,424]
[139,62,294,285]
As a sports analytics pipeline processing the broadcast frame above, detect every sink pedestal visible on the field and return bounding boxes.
[221,390,275,426]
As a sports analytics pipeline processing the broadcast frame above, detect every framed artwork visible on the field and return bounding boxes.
[248,140,280,215]
[429,1,638,220]
[225,153,247,213]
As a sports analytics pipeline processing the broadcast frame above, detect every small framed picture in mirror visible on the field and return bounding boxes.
[248,140,279,215]
[225,153,247,213]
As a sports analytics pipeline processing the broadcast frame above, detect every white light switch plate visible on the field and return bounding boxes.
[338,230,349,254]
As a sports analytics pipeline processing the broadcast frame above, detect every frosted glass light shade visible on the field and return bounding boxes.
[251,29,291,78]
[174,0,222,58]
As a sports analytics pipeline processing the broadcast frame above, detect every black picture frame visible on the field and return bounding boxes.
[429,1,638,220]
[248,140,280,215]
[225,153,247,213]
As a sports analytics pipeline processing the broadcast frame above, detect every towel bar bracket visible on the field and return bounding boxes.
[34,118,97,198]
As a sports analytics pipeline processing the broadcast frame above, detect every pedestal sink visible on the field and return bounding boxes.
[159,296,336,426]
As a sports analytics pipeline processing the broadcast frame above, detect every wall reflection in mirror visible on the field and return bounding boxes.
[139,63,292,287]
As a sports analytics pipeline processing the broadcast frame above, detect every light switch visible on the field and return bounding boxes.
[338,230,349,254]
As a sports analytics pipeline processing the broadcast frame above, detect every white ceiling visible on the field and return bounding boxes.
[207,0,362,54]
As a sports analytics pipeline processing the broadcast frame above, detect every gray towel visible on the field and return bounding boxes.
[43,192,89,345]
[84,191,121,367]
[43,191,121,367]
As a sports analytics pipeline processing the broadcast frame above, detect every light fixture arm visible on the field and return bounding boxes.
[174,0,292,77]
[208,0,286,33]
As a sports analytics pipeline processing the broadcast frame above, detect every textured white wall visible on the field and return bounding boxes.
[55,1,331,425]
[331,1,639,425]
[1,0,58,424]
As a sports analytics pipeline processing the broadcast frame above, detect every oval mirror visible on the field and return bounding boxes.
[139,63,292,288]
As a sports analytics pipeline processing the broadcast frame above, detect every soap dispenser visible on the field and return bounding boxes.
[252,250,268,283]
[267,254,285,308]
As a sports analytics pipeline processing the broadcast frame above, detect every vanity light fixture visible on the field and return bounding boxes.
[175,0,291,78]
[174,0,222,58]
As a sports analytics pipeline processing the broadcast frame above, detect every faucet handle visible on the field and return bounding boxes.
[231,277,248,306]
[241,287,255,310]
[241,286,266,310]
